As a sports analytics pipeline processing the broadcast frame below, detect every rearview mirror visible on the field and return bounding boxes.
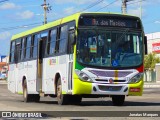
[144,36,147,55]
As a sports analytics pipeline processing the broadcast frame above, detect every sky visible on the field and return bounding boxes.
[0,0,160,55]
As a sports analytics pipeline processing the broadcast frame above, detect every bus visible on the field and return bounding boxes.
[8,12,147,106]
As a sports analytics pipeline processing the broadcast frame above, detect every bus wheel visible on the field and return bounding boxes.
[56,78,68,105]
[112,95,125,106]
[23,80,32,102]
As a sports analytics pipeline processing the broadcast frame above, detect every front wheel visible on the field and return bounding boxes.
[112,95,125,106]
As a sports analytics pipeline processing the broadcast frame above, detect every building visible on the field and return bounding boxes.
[0,55,6,62]
[146,32,160,56]
[0,55,8,79]
[146,32,160,83]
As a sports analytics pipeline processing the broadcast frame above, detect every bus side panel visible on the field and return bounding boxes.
[17,62,25,94]
[8,64,16,93]
[26,60,38,94]
[42,57,55,94]
[43,55,68,94]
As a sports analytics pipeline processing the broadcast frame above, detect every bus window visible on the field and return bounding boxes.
[9,41,15,63]
[59,25,68,53]
[23,38,27,59]
[32,34,39,58]
[15,39,21,63]
[47,29,57,55]
[18,39,22,61]
[26,36,32,59]
[21,38,25,60]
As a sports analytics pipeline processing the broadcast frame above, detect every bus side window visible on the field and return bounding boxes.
[9,41,15,63]
[18,39,22,61]
[21,38,25,60]
[30,35,34,58]
[15,39,21,63]
[32,34,39,58]
[47,29,57,55]
[59,25,68,53]
[23,38,27,60]
[26,36,32,59]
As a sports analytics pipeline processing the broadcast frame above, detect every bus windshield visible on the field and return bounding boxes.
[77,29,143,68]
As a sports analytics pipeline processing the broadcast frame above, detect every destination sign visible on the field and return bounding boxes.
[79,16,141,29]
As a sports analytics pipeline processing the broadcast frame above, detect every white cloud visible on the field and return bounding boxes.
[0,2,20,10]
[16,10,34,19]
[155,21,160,24]
[0,32,11,41]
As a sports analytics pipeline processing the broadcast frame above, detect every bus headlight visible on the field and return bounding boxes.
[75,69,92,82]
[128,73,143,84]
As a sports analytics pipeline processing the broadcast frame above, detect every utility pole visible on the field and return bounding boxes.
[122,0,138,14]
[122,0,127,14]
[41,0,52,24]
[121,0,142,18]
[140,0,142,19]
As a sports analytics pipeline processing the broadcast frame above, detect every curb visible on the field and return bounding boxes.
[144,84,160,88]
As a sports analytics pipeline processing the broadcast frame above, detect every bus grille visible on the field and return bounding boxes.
[95,79,126,83]
[98,85,122,91]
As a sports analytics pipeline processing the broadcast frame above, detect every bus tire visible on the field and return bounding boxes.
[56,78,68,105]
[23,80,32,102]
[112,95,125,106]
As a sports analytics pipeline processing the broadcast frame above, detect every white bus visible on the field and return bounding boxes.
[8,12,147,105]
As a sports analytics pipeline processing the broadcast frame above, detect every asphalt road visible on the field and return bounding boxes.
[0,84,160,120]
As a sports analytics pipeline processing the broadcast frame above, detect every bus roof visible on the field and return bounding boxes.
[11,12,140,41]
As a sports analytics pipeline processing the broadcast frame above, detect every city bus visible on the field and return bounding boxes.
[8,12,147,106]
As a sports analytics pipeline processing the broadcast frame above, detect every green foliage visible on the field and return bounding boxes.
[144,53,160,70]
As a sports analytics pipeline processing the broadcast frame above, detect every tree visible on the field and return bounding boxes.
[144,53,160,70]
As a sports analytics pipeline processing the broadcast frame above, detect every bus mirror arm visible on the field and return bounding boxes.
[144,36,147,55]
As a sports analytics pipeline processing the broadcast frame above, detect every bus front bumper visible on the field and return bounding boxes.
[73,79,143,96]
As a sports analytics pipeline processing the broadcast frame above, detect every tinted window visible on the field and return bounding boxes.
[59,25,68,53]
[32,34,39,58]
[26,36,32,59]
[21,38,25,60]
[10,41,15,63]
[47,29,57,55]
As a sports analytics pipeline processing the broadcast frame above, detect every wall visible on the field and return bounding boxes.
[145,32,160,82]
